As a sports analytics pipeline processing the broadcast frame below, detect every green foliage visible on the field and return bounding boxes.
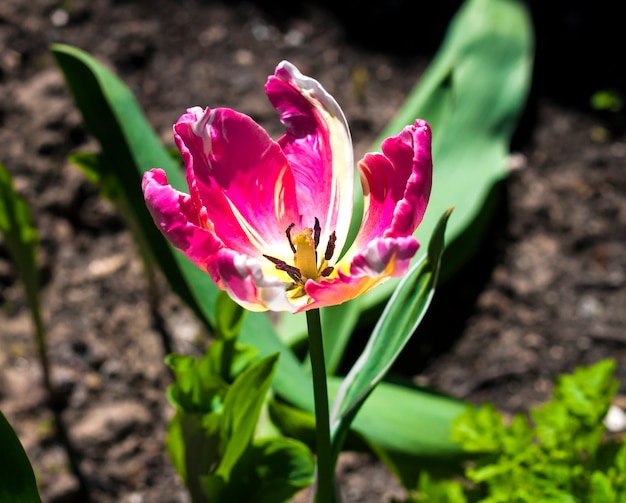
[0,162,47,372]
[166,352,314,503]
[411,472,471,503]
[0,410,43,503]
[591,90,623,113]
[413,360,626,503]
[0,162,39,274]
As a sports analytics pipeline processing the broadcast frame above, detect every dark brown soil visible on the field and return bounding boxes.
[0,1,624,502]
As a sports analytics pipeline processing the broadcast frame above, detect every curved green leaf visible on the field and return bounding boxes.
[51,43,219,327]
[215,291,246,342]
[0,410,42,503]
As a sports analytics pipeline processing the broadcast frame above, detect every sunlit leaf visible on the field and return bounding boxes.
[217,353,279,478]
[204,437,315,503]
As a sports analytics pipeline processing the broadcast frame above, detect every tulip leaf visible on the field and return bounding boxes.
[167,412,220,503]
[167,353,286,503]
[0,410,43,503]
[165,352,229,414]
[51,43,219,328]
[330,208,452,460]
[278,0,534,373]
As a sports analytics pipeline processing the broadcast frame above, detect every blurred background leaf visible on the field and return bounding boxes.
[0,410,42,503]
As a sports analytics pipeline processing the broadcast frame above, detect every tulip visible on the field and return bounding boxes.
[142,61,432,314]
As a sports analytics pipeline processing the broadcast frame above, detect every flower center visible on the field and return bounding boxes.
[264,218,336,295]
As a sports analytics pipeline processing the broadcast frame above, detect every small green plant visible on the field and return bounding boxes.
[591,90,624,114]
[410,359,626,503]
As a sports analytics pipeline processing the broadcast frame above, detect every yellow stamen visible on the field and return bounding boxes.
[292,228,319,281]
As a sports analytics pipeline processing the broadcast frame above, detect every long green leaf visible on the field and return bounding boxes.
[0,410,42,503]
[330,209,452,459]
[278,0,534,373]
[51,43,219,327]
[166,412,219,503]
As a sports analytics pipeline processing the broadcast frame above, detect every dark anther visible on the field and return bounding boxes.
[324,231,337,261]
[264,254,303,283]
[277,263,303,283]
[285,223,296,253]
[320,266,334,277]
[313,217,321,249]
[264,254,283,266]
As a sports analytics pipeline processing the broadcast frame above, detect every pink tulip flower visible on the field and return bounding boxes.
[142,61,432,313]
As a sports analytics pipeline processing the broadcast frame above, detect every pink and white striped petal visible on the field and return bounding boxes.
[174,107,300,262]
[266,61,354,257]
[215,249,304,312]
[301,236,419,312]
[342,120,432,264]
[142,169,223,284]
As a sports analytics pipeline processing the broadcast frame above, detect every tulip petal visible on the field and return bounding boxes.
[174,107,299,261]
[346,120,432,261]
[301,236,419,312]
[142,169,223,284]
[266,61,354,258]
[216,249,303,313]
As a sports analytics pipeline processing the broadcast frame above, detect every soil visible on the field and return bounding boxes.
[0,1,625,502]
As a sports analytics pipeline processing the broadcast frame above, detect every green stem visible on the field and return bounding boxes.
[29,292,52,399]
[306,308,336,503]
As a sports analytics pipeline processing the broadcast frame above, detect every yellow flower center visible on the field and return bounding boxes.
[263,218,336,299]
